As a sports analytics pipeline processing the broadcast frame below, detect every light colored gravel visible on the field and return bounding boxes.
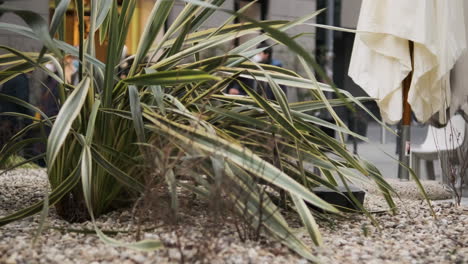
[0,169,467,264]
[309,194,468,263]
[362,178,453,201]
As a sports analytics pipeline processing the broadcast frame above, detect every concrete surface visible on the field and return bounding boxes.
[352,122,468,205]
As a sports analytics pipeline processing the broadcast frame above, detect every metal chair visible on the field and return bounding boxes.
[410,115,467,181]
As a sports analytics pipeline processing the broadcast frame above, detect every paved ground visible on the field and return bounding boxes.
[353,122,430,180]
[352,121,468,205]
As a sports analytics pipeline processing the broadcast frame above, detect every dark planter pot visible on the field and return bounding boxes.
[311,185,366,213]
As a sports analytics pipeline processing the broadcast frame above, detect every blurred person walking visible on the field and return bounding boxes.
[0,73,31,149]
[228,42,286,100]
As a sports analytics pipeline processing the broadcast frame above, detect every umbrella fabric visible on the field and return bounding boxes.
[444,0,468,125]
[349,0,466,125]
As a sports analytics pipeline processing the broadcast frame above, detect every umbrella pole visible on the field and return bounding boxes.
[397,41,414,180]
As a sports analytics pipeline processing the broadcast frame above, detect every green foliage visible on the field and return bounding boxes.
[0,155,40,169]
[0,0,414,260]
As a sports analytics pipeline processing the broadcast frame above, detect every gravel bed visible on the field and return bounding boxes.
[0,169,467,264]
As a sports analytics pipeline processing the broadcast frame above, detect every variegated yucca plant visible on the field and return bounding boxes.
[0,0,433,261]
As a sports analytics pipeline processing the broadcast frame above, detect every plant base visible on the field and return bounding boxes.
[55,192,91,223]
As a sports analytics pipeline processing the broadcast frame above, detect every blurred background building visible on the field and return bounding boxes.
[0,0,49,108]
[1,0,371,131]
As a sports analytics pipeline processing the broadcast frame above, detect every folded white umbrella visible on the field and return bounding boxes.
[349,0,466,125]
[448,1,468,124]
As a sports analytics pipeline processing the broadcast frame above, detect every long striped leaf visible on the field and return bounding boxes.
[129,85,147,143]
[0,22,37,39]
[0,7,61,57]
[96,0,112,29]
[32,192,49,246]
[220,66,333,92]
[95,228,163,251]
[116,0,135,65]
[79,136,94,218]
[190,0,225,32]
[0,138,44,166]
[238,82,314,148]
[0,22,106,74]
[79,137,162,252]
[102,1,119,107]
[289,97,372,112]
[0,94,51,126]
[129,0,173,76]
[225,164,318,261]
[124,70,220,86]
[41,0,71,58]
[0,46,61,83]
[161,20,285,49]
[0,57,52,86]
[229,9,325,55]
[85,100,101,144]
[49,1,68,32]
[291,195,323,246]
[47,78,90,168]
[143,112,339,214]
[90,147,145,193]
[0,52,39,66]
